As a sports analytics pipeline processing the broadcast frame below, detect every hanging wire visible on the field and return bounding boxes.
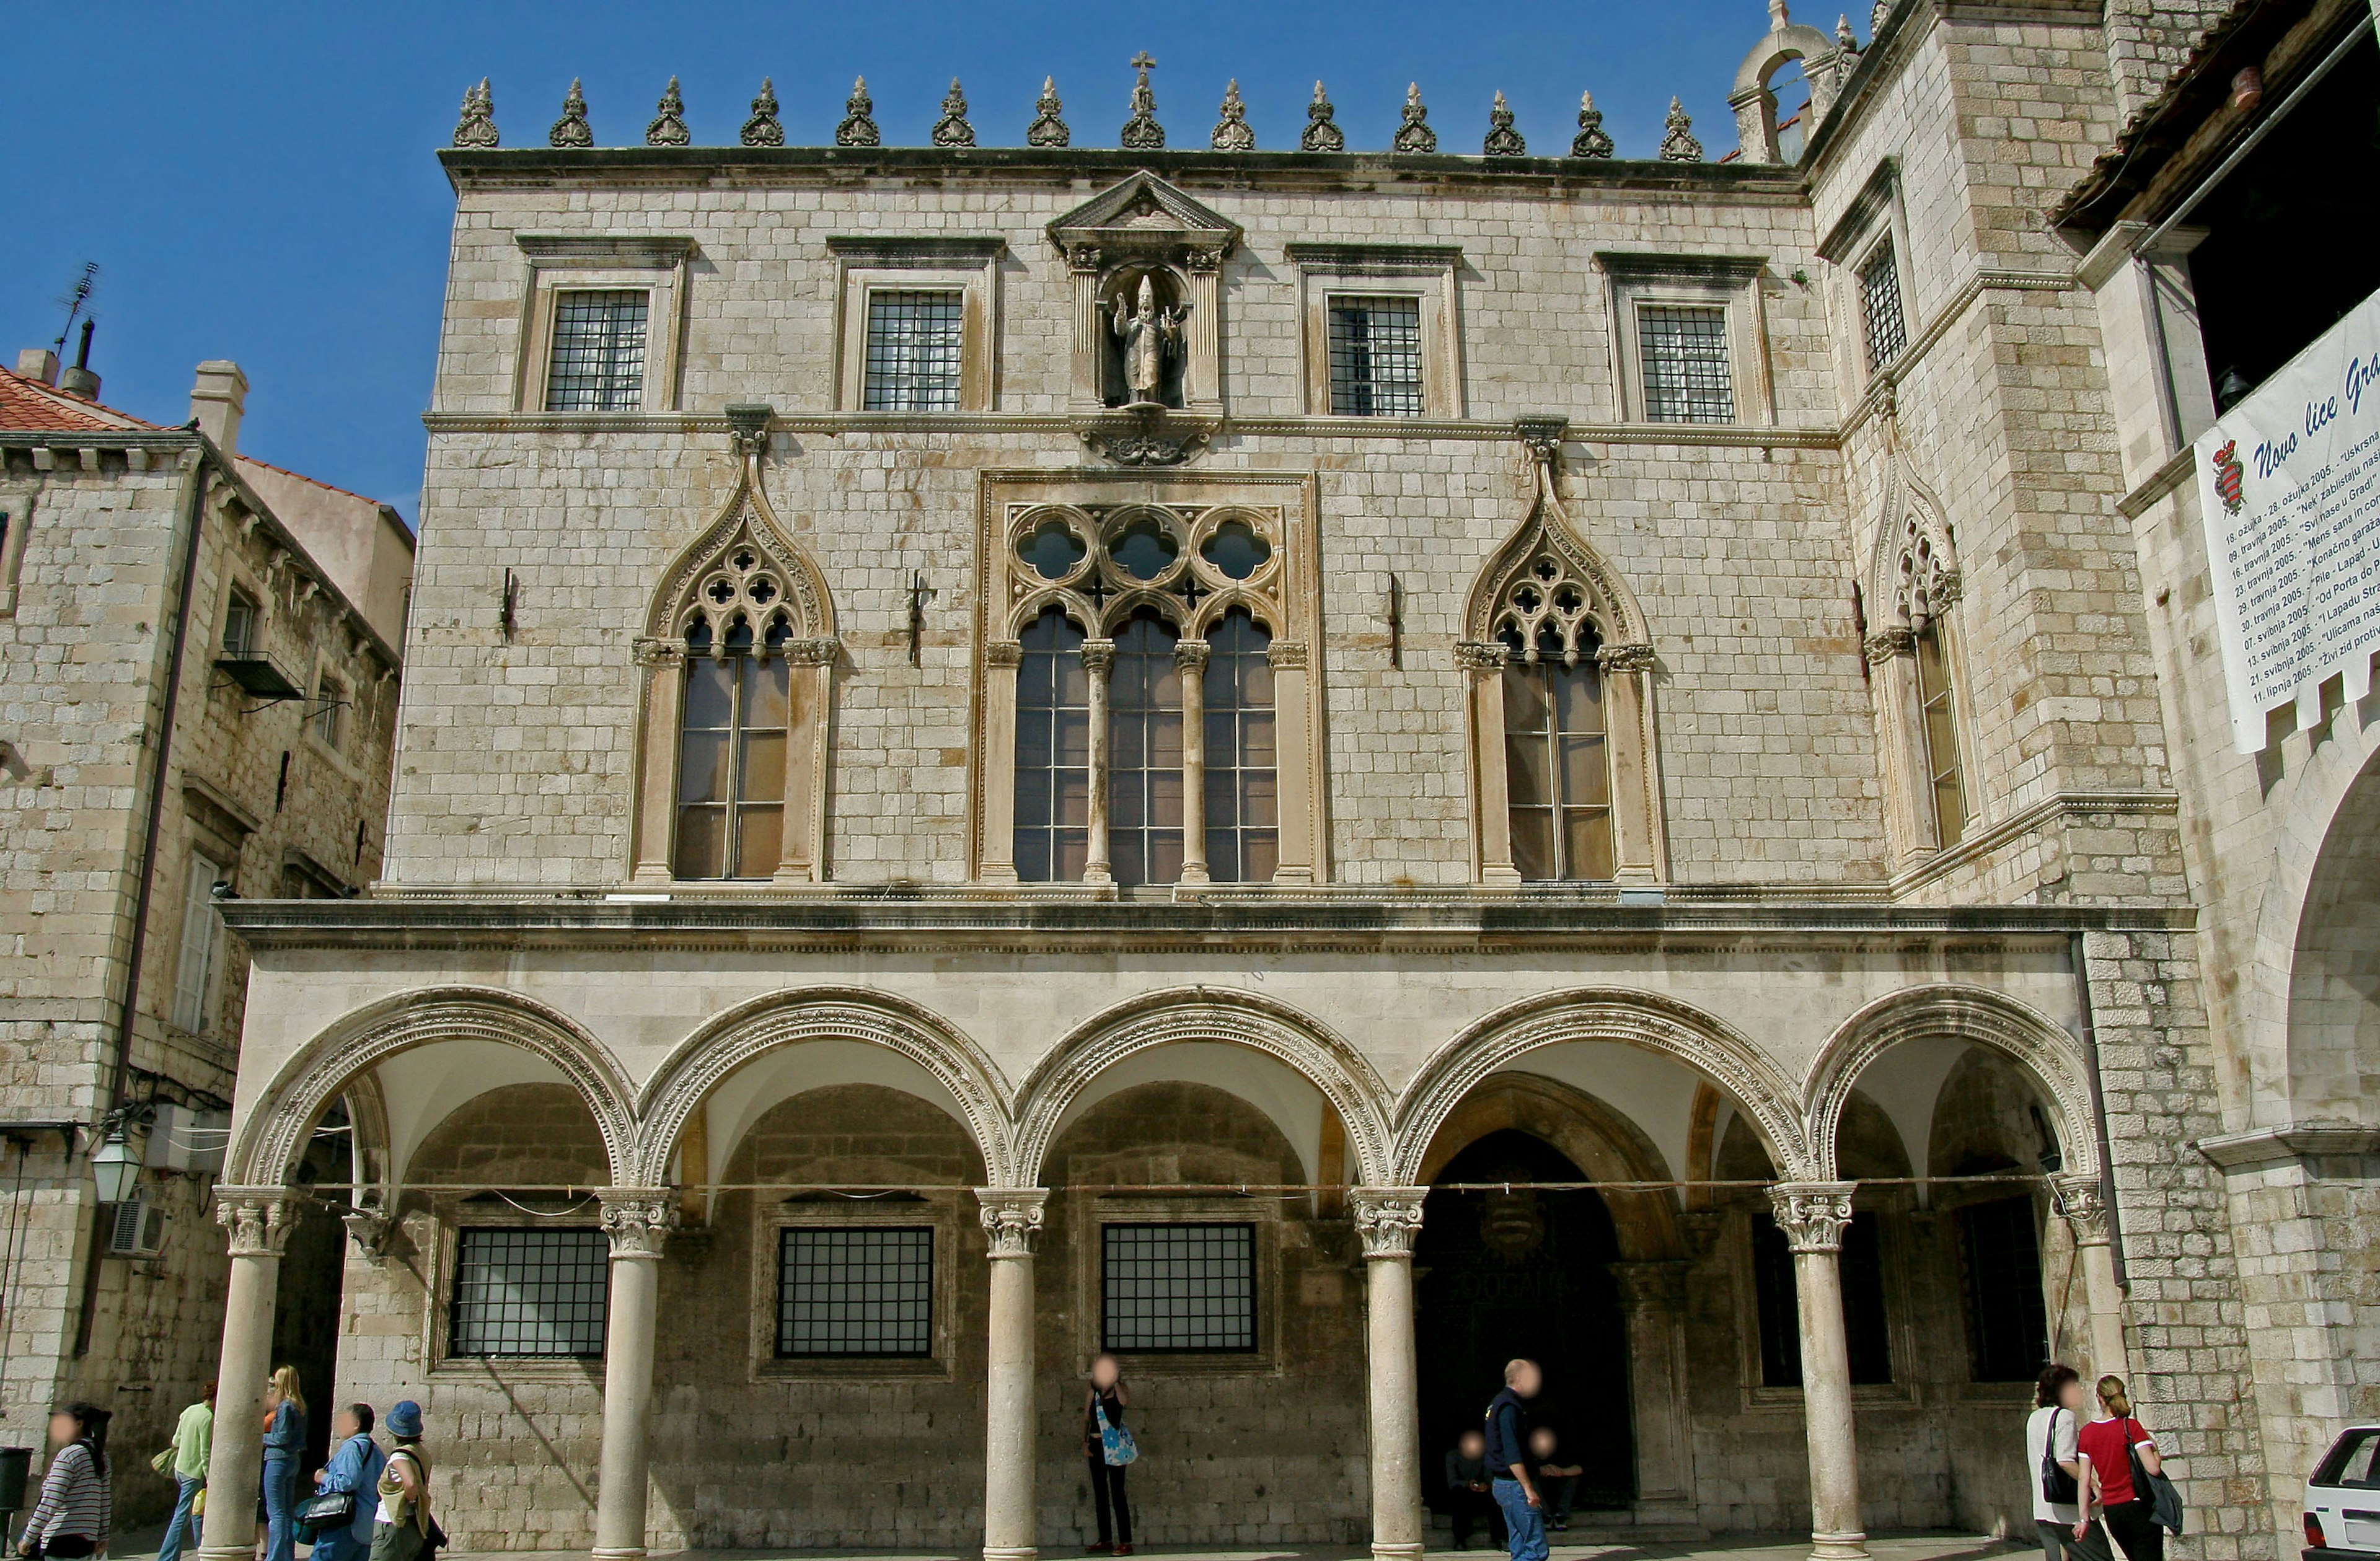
[278,1172,2055,1200]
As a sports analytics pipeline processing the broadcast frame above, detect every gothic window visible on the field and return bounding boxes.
[1637,305,1735,423]
[1501,628,1614,882]
[1202,609,1278,884]
[674,614,793,880]
[1327,296,1426,416]
[544,289,648,412]
[1014,607,1091,884]
[310,672,346,752]
[1860,240,1908,371]
[863,290,966,411]
[1107,613,1185,888]
[1868,483,1968,864]
[1915,622,1965,847]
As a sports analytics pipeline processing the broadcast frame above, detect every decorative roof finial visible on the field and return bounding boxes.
[646,76,690,146]
[1769,0,1791,26]
[1571,89,1615,157]
[453,78,499,149]
[837,76,881,147]
[742,78,785,146]
[1393,83,1437,153]
[1211,80,1256,151]
[1121,52,1165,149]
[1483,89,1526,156]
[1658,95,1704,161]
[1028,76,1070,146]
[1302,81,1344,152]
[550,78,593,149]
[932,78,976,147]
[1872,0,1893,35]
[1836,13,1861,56]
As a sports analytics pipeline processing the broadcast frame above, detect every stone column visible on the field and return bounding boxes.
[1611,1260,1697,1523]
[2052,1174,2130,1381]
[1268,640,1314,884]
[1183,250,1225,412]
[593,1190,677,1561]
[980,641,1023,882]
[1176,640,1211,885]
[1067,246,1106,410]
[198,1189,302,1561]
[977,1189,1049,1561]
[630,640,687,884]
[1460,643,1523,885]
[1082,639,1116,885]
[1769,1183,1868,1561]
[1351,1188,1429,1561]
[1598,642,1664,886]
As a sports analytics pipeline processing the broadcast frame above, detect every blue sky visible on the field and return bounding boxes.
[1,1,1800,523]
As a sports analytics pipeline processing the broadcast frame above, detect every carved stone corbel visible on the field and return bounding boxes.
[340,1205,394,1266]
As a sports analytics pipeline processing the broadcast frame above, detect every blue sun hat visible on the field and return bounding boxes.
[386,1400,423,1438]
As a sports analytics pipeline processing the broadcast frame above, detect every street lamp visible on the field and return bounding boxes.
[89,1128,141,1204]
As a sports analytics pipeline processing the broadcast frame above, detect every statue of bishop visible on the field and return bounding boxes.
[1110,276,1188,406]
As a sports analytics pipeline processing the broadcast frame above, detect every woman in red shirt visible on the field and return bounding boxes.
[2076,1376,2166,1561]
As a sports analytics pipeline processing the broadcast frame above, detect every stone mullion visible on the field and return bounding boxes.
[1611,1260,1697,1520]
[979,641,1023,883]
[775,640,835,883]
[2052,1172,2130,1381]
[1461,643,1522,885]
[1082,639,1116,885]
[1865,629,1939,866]
[1176,640,1211,886]
[1598,641,1665,885]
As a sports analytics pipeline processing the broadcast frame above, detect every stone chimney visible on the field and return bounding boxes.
[15,349,58,386]
[190,361,248,455]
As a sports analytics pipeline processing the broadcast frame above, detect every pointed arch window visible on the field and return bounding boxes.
[1865,485,1969,866]
[1202,610,1278,884]
[1501,626,1614,883]
[1015,609,1091,884]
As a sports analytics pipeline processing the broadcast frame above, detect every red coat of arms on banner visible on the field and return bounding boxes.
[2211,439,2246,514]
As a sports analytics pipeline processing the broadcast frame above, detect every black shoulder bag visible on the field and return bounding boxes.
[2040,1409,2079,1505]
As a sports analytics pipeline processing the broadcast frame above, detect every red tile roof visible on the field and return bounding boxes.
[0,367,160,433]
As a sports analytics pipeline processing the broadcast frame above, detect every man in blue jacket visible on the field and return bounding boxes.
[1483,1360,1547,1561]
[308,1404,388,1561]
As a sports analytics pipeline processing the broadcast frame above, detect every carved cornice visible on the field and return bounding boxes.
[598,1187,679,1259]
[976,1187,1049,1258]
[1349,1186,1428,1258]
[1768,1181,1857,1253]
[216,1187,304,1258]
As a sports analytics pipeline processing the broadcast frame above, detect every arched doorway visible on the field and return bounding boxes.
[1415,1129,1632,1513]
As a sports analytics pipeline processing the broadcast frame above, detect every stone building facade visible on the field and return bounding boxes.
[189,4,2363,1559]
[0,356,410,1517]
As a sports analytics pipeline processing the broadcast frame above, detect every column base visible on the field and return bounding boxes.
[1372,1544,1426,1561]
[593,1550,650,1561]
[1809,1531,1870,1561]
[984,1548,1039,1561]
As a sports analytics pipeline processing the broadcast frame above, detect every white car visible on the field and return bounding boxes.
[2307,1426,2380,1559]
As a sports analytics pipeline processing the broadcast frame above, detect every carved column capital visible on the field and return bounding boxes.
[1264,640,1309,671]
[975,1187,1049,1258]
[781,636,841,667]
[216,1187,303,1258]
[1079,638,1116,676]
[1173,640,1211,672]
[1609,1258,1690,1313]
[1066,243,1103,275]
[1596,641,1657,674]
[1455,641,1509,674]
[1862,627,1916,665]
[985,638,1024,669]
[1181,245,1225,274]
[1768,1181,1858,1253]
[632,636,687,670]
[2051,1174,2113,1246]
[1349,1186,1429,1259]
[597,1187,679,1260]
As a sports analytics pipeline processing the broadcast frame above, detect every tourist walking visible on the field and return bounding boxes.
[18,1402,112,1561]
[369,1401,433,1561]
[156,1383,213,1561]
[1444,1428,1506,1551]
[2027,1366,2110,1561]
[1082,1353,1134,1555]
[1483,1359,1547,1561]
[2078,1376,2171,1561]
[260,1367,307,1561]
[307,1404,387,1561]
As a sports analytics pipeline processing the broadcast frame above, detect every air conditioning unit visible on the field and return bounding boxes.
[105,1198,168,1259]
[143,1105,231,1176]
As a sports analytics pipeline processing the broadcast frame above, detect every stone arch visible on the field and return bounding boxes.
[1464,463,1648,654]
[1413,1072,1686,1259]
[1866,466,1962,636]
[630,987,1016,1187]
[226,985,638,1189]
[1728,8,1849,164]
[2282,744,2380,1123]
[1804,984,2100,1182]
[1395,990,1813,1184]
[646,460,835,645]
[1011,988,1395,1187]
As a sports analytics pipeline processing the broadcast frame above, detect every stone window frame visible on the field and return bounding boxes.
[1064,1193,1283,1378]
[747,1195,964,1383]
[827,237,1005,414]
[422,1200,609,1381]
[970,470,1328,890]
[1597,252,1773,427]
[1721,1203,1921,1413]
[0,491,29,616]
[1817,159,1918,392]
[1862,468,1972,870]
[512,234,697,415]
[1285,244,1465,419]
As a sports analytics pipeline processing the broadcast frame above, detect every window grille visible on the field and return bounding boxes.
[1959,1195,2049,1382]
[1107,615,1184,888]
[1861,242,1908,371]
[170,852,224,1033]
[1014,609,1091,882]
[675,623,791,880]
[1637,305,1735,424]
[864,291,965,412]
[221,591,259,659]
[544,291,648,413]
[1502,631,1613,882]
[1328,297,1425,417]
[777,1226,933,1357]
[1203,610,1279,883]
[449,1228,608,1358]
[1913,624,1965,847]
[1101,1223,1256,1353]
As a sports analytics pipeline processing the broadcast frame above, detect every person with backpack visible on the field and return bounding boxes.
[369,1401,434,1561]
[1082,1354,1133,1555]
[2078,1376,2177,1561]
[305,1404,387,1561]
[17,1401,112,1561]
[2027,1365,2109,1561]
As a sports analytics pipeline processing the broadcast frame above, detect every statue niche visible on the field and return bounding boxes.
[1103,267,1190,409]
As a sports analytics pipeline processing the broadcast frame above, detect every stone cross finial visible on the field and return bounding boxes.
[741,78,785,146]
[1572,89,1616,157]
[932,79,976,147]
[1121,53,1165,148]
[1211,80,1256,150]
[1027,76,1070,146]
[646,76,691,146]
[836,76,881,146]
[549,78,593,149]
[452,78,499,148]
[1658,95,1704,160]
[1483,89,1526,156]
[1393,83,1437,152]
[1301,81,1344,152]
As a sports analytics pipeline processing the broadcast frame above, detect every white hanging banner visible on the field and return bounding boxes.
[2194,284,2380,752]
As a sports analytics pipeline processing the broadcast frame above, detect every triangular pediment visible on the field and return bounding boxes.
[1047,170,1241,258]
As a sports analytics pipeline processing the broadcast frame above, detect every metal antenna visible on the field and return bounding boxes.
[52,262,100,354]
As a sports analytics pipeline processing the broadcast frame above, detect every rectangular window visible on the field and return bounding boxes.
[1503,655,1613,882]
[1753,1212,1892,1386]
[1107,617,1184,889]
[1101,1222,1256,1353]
[221,589,259,659]
[544,290,649,413]
[1637,305,1735,424]
[777,1226,933,1357]
[1327,297,1426,417]
[1202,611,1278,883]
[863,291,966,412]
[311,675,345,752]
[449,1227,609,1358]
[1014,611,1091,883]
[170,852,225,1033]
[1914,625,1965,847]
[674,652,790,881]
[1959,1195,2050,1383]
[1861,242,1908,371]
